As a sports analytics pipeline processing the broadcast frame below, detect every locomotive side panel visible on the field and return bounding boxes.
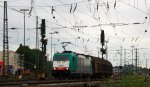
[75,54,92,75]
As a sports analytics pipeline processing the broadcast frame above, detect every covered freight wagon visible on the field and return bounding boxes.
[91,56,113,78]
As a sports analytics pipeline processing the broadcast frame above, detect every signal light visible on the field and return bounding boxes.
[101,30,105,45]
[41,19,45,38]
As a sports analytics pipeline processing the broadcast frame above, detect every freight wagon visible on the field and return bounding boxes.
[51,51,113,79]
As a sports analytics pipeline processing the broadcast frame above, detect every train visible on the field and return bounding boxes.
[51,51,113,79]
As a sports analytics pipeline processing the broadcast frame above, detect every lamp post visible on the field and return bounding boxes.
[20,9,29,46]
[97,47,100,58]
[53,44,57,54]
[20,9,29,73]
[49,31,58,60]
[126,61,129,74]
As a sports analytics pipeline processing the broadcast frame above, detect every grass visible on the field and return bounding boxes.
[104,75,150,87]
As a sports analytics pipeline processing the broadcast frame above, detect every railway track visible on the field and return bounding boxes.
[0,79,103,87]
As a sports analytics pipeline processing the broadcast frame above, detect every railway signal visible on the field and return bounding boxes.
[100,30,106,61]
[101,30,105,45]
[39,19,47,79]
[41,19,46,38]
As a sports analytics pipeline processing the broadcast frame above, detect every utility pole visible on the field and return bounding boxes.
[36,16,39,49]
[146,59,149,73]
[98,49,100,58]
[51,33,53,60]
[97,47,100,58]
[53,44,57,54]
[135,48,138,73]
[36,16,39,72]
[145,59,149,74]
[138,52,140,73]
[120,46,122,67]
[131,45,134,75]
[124,49,126,74]
[20,9,29,70]
[146,59,148,70]
[124,49,126,65]
[3,1,9,76]
[49,31,58,60]
[85,46,87,55]
[20,9,29,46]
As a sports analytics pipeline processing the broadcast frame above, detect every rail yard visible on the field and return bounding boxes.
[0,0,150,87]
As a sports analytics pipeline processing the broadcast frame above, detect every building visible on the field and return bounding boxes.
[0,50,20,74]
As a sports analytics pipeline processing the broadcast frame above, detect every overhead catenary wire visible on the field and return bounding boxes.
[0,0,150,58]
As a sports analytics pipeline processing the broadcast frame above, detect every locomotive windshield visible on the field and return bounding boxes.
[53,55,69,61]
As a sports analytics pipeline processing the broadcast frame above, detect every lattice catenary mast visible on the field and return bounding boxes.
[3,1,9,76]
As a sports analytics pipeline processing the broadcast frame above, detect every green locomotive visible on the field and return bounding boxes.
[51,51,112,78]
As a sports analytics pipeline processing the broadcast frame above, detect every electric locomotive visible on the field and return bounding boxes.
[51,51,113,78]
[51,51,92,78]
[51,51,77,78]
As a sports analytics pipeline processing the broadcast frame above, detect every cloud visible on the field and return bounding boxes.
[0,0,150,66]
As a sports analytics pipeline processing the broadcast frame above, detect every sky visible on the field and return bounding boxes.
[0,0,150,67]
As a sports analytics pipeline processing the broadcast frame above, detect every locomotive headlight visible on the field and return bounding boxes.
[66,68,68,70]
[53,68,56,70]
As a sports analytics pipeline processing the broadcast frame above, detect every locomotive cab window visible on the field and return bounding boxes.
[53,55,69,61]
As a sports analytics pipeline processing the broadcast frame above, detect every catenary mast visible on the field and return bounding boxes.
[3,1,9,76]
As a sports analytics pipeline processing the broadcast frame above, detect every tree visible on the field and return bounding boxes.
[16,44,43,72]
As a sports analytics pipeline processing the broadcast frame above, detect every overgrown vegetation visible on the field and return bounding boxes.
[104,75,150,87]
